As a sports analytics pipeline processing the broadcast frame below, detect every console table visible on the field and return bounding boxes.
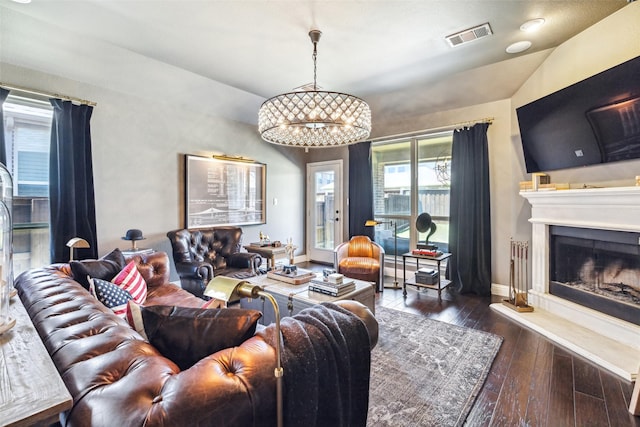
[402,252,452,300]
[0,294,72,426]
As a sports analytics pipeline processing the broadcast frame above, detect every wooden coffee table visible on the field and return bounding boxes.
[240,272,375,325]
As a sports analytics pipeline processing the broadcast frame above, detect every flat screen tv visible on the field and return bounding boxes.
[516,55,640,173]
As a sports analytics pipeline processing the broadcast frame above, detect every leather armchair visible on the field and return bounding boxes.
[334,235,385,292]
[167,227,261,298]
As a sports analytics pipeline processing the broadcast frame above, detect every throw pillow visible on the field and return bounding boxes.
[126,302,262,370]
[70,248,126,290]
[112,260,147,304]
[89,277,133,318]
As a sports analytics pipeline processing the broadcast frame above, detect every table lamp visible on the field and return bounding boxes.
[204,276,283,427]
[66,237,90,261]
[365,219,399,288]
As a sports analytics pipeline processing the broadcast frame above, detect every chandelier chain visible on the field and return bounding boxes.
[312,41,318,90]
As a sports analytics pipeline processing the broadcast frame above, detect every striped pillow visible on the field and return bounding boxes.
[112,260,147,304]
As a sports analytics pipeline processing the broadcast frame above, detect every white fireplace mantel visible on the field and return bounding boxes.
[491,186,640,381]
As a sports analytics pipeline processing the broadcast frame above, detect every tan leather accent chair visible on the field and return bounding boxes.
[334,235,385,292]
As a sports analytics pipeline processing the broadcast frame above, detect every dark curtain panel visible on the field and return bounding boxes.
[49,99,98,262]
[0,88,9,166]
[448,123,491,296]
[348,141,374,239]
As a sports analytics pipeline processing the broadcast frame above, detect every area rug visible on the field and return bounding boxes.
[367,306,503,426]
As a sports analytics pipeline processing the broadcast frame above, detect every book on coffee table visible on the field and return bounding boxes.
[309,283,356,297]
[308,279,356,296]
[267,268,316,285]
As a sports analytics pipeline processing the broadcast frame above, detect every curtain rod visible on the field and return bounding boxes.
[0,82,97,107]
[369,117,494,143]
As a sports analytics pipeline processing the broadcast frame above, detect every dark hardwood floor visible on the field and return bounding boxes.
[299,262,639,427]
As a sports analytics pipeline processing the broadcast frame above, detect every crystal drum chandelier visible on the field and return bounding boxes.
[258,30,371,148]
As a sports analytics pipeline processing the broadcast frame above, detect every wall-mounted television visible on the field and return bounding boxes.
[516,55,640,173]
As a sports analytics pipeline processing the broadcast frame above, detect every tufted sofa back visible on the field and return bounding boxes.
[168,227,243,270]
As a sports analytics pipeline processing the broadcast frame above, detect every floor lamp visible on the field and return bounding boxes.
[204,276,283,427]
[365,219,399,289]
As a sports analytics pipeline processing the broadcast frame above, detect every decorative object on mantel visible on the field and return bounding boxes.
[258,29,371,148]
[503,239,533,312]
[519,172,569,192]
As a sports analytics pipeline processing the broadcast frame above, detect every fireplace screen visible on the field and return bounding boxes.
[550,226,640,326]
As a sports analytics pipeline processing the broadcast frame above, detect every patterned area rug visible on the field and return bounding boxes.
[368,306,503,426]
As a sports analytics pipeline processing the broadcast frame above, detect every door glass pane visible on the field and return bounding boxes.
[314,170,334,250]
[372,140,411,216]
[417,134,451,252]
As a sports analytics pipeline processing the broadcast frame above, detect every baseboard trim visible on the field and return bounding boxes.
[491,283,509,297]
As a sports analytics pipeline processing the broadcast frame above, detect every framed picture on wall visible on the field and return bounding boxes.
[185,155,266,228]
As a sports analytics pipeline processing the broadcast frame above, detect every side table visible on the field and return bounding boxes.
[243,244,297,270]
[402,252,452,300]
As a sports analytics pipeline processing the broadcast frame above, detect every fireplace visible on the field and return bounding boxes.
[491,186,640,380]
[550,225,640,326]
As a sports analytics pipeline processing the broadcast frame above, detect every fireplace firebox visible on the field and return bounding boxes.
[550,225,640,326]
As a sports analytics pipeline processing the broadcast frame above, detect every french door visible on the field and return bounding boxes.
[306,160,343,264]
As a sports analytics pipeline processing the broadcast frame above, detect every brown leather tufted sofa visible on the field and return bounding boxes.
[15,251,378,427]
[167,227,262,298]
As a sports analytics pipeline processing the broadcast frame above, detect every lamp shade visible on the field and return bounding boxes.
[204,276,261,303]
[66,237,90,249]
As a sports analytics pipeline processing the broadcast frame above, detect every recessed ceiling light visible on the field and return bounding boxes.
[506,41,532,54]
[10,0,32,3]
[520,18,545,32]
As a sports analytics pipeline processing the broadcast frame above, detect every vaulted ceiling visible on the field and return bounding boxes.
[0,0,629,128]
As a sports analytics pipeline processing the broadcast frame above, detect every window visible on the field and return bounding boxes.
[371,132,452,257]
[2,94,52,275]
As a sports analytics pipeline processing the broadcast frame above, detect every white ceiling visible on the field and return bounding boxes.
[0,0,630,127]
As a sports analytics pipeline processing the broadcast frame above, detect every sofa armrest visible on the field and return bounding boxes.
[334,300,379,349]
[227,252,261,271]
[126,251,170,289]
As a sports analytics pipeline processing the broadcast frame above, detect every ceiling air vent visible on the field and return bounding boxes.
[446,22,493,47]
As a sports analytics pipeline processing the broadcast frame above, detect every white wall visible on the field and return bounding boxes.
[0,62,307,260]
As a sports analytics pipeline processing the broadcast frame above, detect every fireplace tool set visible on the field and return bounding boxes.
[503,239,534,312]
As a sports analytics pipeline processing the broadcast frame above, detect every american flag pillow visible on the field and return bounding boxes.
[89,277,133,318]
[112,261,147,304]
